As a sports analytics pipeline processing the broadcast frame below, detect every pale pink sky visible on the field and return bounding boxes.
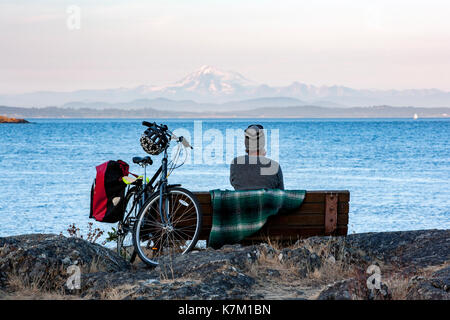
[1,0,449,94]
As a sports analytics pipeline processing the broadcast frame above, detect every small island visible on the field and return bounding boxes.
[0,115,29,123]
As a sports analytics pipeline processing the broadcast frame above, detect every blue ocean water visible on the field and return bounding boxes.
[0,118,449,238]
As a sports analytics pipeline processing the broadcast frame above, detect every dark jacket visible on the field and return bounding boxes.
[230,155,284,190]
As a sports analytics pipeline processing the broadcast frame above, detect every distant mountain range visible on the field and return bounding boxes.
[60,97,313,112]
[1,104,448,119]
[1,65,449,108]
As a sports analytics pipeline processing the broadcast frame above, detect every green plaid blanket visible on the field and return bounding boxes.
[208,189,306,249]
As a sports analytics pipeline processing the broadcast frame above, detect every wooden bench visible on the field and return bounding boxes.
[193,190,350,243]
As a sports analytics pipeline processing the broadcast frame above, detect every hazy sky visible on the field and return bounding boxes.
[1,0,449,94]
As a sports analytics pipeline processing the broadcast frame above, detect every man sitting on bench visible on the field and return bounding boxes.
[230,124,284,190]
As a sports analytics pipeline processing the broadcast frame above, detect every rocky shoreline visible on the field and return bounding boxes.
[0,229,448,300]
[0,115,29,123]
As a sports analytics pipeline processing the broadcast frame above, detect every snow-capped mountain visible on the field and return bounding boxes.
[140,65,257,101]
[1,65,449,108]
[172,65,255,93]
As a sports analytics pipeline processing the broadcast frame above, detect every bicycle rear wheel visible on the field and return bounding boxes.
[117,188,138,263]
[133,187,202,266]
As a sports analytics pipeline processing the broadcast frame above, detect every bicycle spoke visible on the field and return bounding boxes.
[172,229,191,242]
[140,221,163,229]
[176,225,197,233]
[173,216,197,226]
[174,226,195,238]
[172,205,195,225]
[170,193,184,219]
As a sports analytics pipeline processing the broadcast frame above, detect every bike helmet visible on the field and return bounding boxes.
[140,124,169,155]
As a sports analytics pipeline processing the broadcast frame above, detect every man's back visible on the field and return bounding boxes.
[230,155,284,190]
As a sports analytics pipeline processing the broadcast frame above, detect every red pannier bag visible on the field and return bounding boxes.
[90,160,129,223]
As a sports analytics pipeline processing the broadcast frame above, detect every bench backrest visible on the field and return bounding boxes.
[194,190,349,242]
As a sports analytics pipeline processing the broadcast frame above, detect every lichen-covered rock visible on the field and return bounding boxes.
[346,229,450,268]
[317,278,391,300]
[81,244,263,299]
[0,271,7,288]
[150,244,266,278]
[82,265,256,300]
[405,266,450,300]
[297,229,450,269]
[317,279,361,300]
[279,247,322,277]
[1,230,448,300]
[0,234,130,290]
[295,236,372,266]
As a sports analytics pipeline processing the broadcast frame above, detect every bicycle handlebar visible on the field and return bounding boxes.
[142,121,170,137]
[172,134,193,149]
[142,121,167,131]
[142,121,193,149]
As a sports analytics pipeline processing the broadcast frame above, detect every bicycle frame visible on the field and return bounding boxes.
[122,148,173,227]
[159,149,169,225]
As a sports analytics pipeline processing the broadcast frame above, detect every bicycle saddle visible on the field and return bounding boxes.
[132,156,153,165]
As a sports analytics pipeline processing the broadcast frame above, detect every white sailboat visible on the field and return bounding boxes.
[413,113,418,120]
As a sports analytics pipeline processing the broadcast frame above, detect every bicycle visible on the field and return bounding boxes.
[116,121,202,267]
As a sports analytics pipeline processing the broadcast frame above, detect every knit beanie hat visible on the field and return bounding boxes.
[245,124,265,152]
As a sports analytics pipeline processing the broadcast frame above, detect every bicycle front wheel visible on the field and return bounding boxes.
[133,187,202,266]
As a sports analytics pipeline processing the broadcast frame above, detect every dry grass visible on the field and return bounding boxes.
[307,259,356,285]
[245,240,326,299]
[91,277,200,300]
[0,290,81,300]
[245,236,370,299]
[256,236,360,285]
[264,237,298,251]
[6,267,66,292]
[83,257,102,273]
[383,274,411,300]
[95,284,138,300]
[383,261,450,300]
[248,244,295,278]
[158,253,176,281]
[0,256,106,300]
[2,272,82,300]
[420,261,450,274]
[158,277,199,285]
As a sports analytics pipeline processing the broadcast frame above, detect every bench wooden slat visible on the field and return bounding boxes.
[200,202,349,216]
[199,227,348,242]
[242,226,348,242]
[200,213,348,229]
[194,190,350,204]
